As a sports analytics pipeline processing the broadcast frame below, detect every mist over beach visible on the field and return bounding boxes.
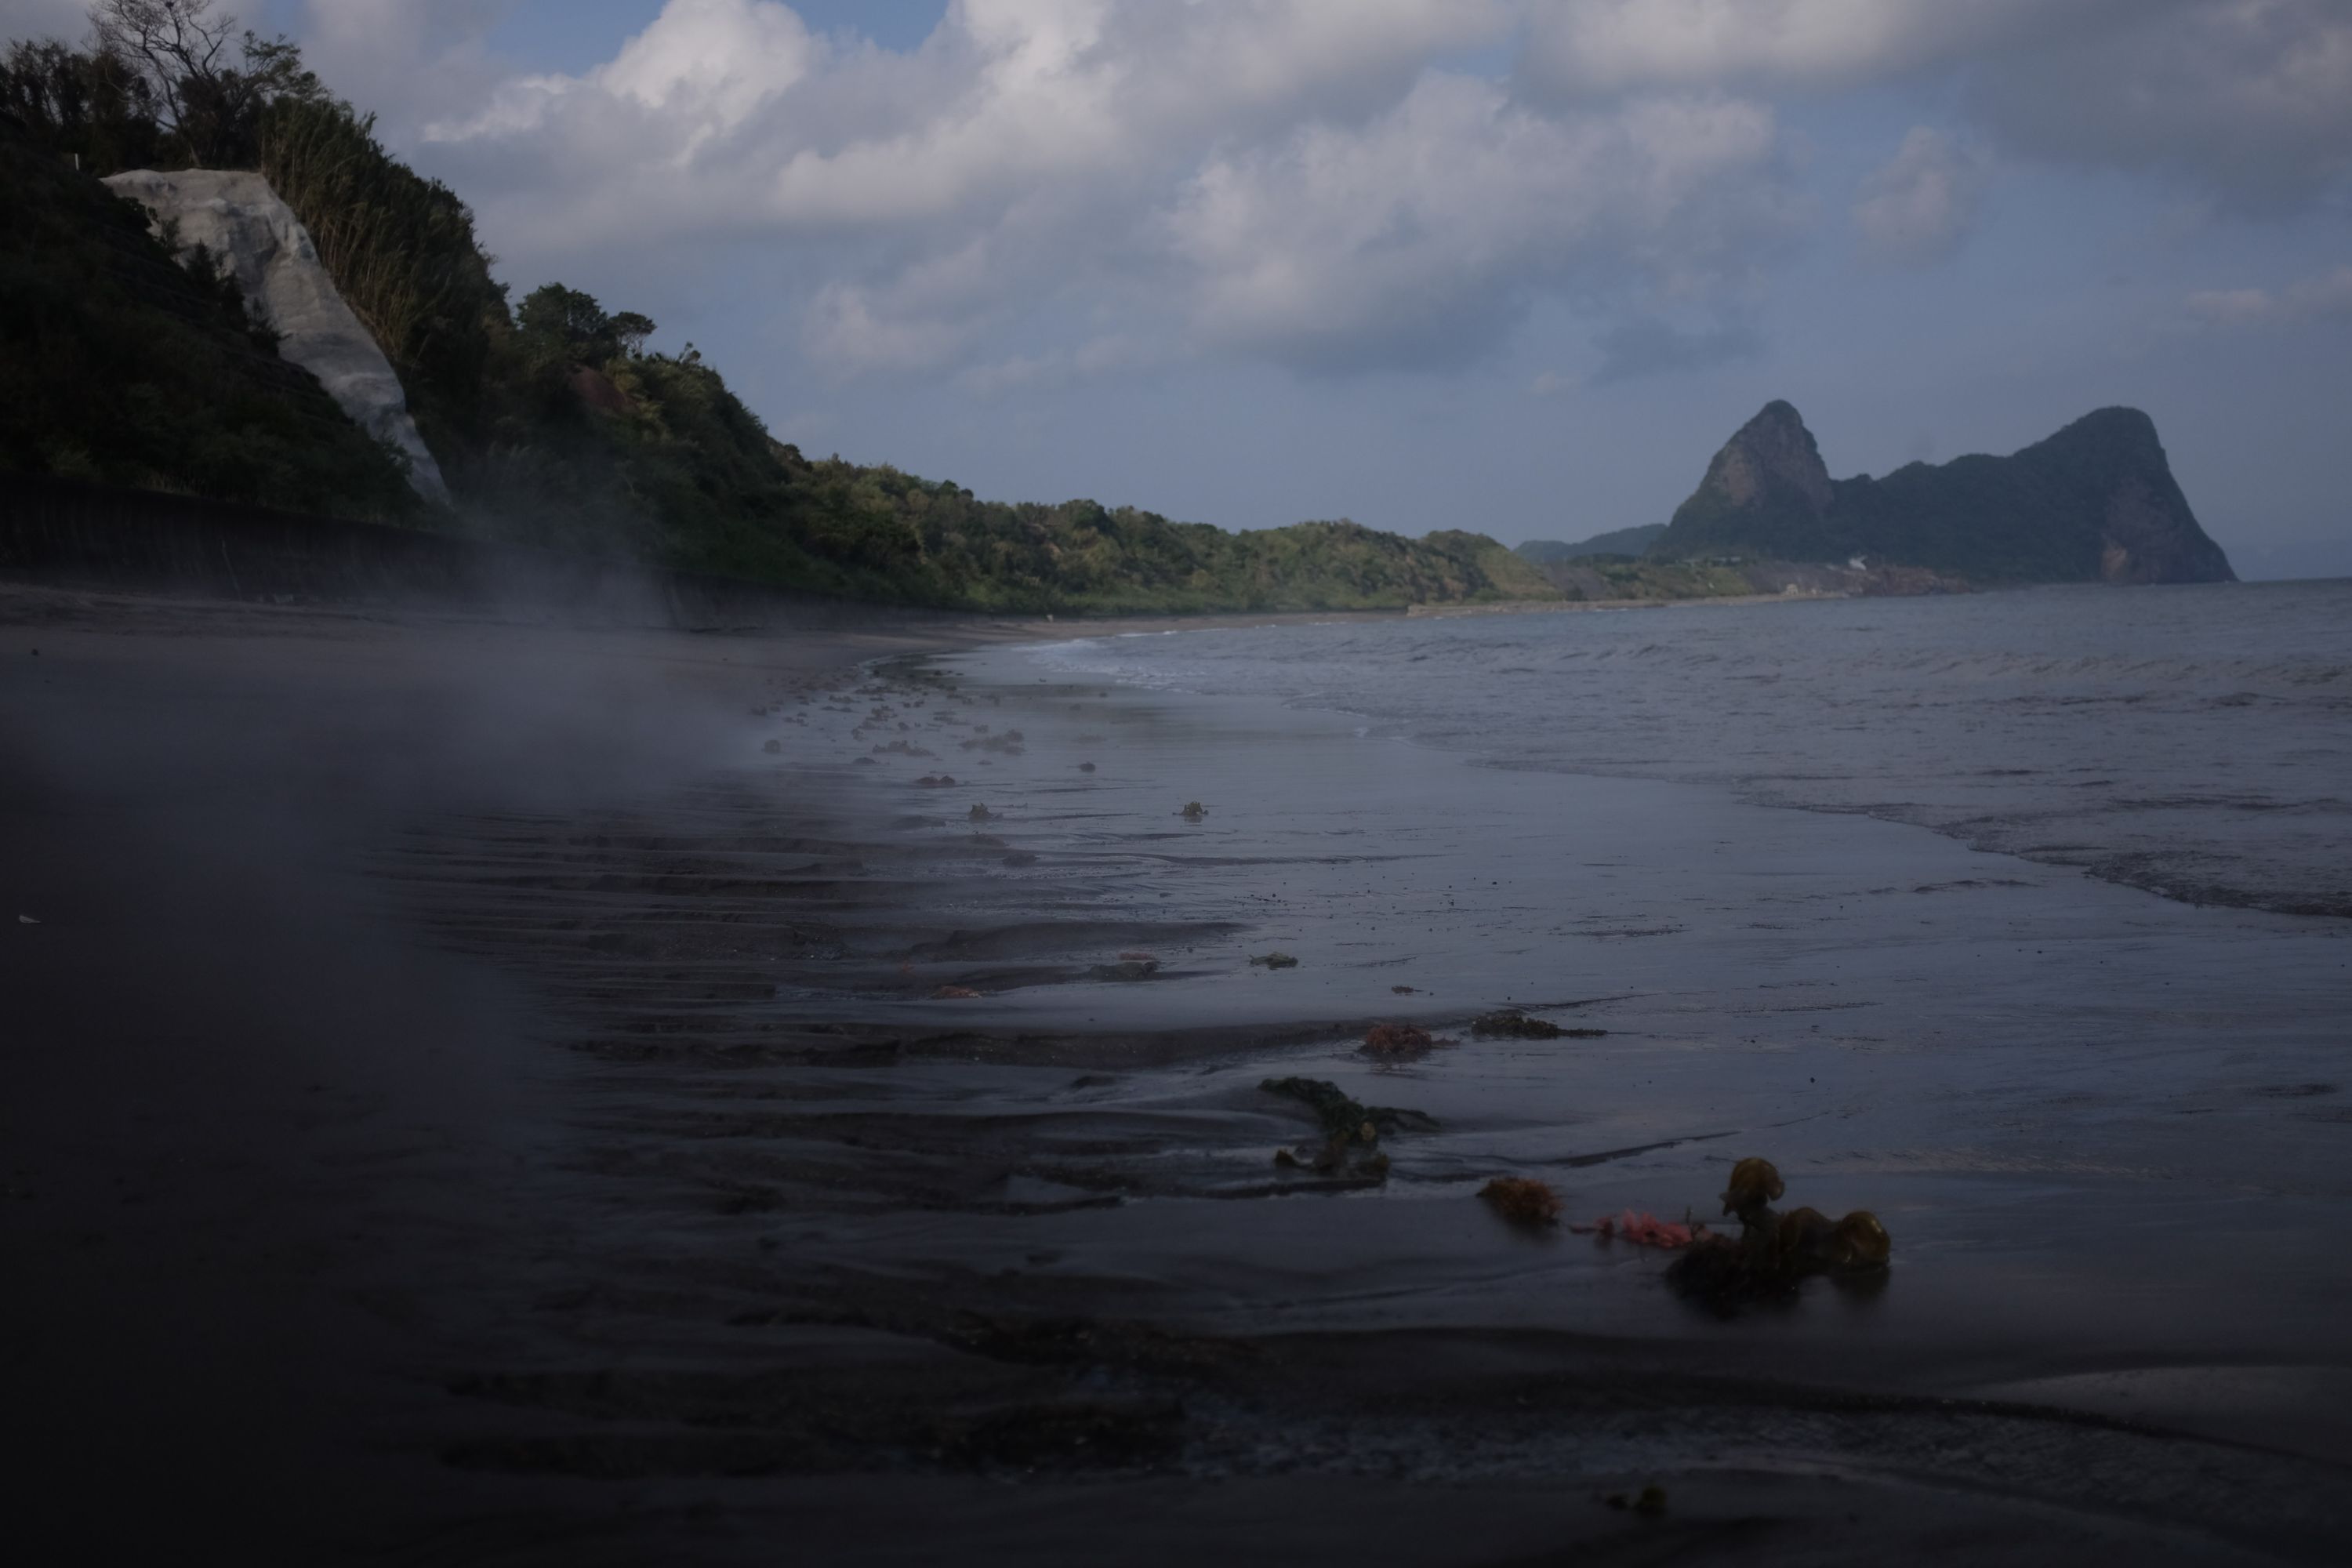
[5,2,2351,1564]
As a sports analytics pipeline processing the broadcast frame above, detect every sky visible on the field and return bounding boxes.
[10,1,2351,578]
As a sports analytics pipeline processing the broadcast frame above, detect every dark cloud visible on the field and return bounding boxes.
[1518,0,2352,217]
[1965,0,2352,216]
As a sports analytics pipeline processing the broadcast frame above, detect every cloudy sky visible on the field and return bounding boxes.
[13,0,2350,575]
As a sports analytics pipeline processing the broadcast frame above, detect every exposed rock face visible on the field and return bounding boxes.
[103,169,450,505]
[1703,399,1832,518]
[2070,413,2234,584]
[1650,401,2234,586]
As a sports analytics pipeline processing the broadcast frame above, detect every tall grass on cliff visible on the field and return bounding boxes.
[257,99,506,434]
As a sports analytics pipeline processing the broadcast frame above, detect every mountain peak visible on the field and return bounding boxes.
[1647,401,2234,586]
[1697,400,1832,521]
[2041,405,2163,459]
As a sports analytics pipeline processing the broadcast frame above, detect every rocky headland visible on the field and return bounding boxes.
[1649,400,2235,586]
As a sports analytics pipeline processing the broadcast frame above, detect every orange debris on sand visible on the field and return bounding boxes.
[1573,1210,1703,1249]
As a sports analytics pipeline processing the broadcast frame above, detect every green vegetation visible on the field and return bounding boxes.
[0,9,1560,615]
[257,96,506,448]
[1530,557,1762,603]
[0,109,414,517]
[5,1,326,172]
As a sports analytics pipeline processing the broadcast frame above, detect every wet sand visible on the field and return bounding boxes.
[5,584,2349,1563]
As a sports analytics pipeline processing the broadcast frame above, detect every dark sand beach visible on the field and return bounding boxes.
[6,583,2350,1564]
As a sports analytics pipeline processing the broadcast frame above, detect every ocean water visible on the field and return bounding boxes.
[1028,579,2352,919]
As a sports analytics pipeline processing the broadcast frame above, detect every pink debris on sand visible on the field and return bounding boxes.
[1573,1210,1701,1249]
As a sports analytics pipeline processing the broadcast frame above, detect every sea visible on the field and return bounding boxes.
[1024,578,2352,920]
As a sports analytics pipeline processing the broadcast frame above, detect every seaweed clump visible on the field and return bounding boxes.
[1259,1076,1435,1138]
[1665,1156,1891,1311]
[1472,1010,1607,1040]
[1262,1076,1421,1184]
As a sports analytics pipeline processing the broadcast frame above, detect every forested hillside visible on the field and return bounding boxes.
[0,109,415,518]
[0,11,1556,614]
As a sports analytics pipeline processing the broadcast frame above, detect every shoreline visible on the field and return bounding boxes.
[1407,587,1854,615]
[9,581,2350,1562]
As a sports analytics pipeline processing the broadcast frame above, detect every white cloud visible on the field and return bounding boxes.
[5,0,96,44]
[424,0,818,157]
[1852,127,1990,267]
[1166,77,1794,369]
[427,0,1507,223]
[2185,264,2352,328]
[358,0,2351,390]
[601,0,817,132]
[409,0,1787,379]
[1518,0,2058,95]
[296,0,510,130]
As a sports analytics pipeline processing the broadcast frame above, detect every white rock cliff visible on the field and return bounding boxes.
[103,168,450,506]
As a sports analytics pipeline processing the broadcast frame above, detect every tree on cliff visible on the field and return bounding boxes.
[93,0,325,167]
[0,39,165,172]
[2,0,325,172]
